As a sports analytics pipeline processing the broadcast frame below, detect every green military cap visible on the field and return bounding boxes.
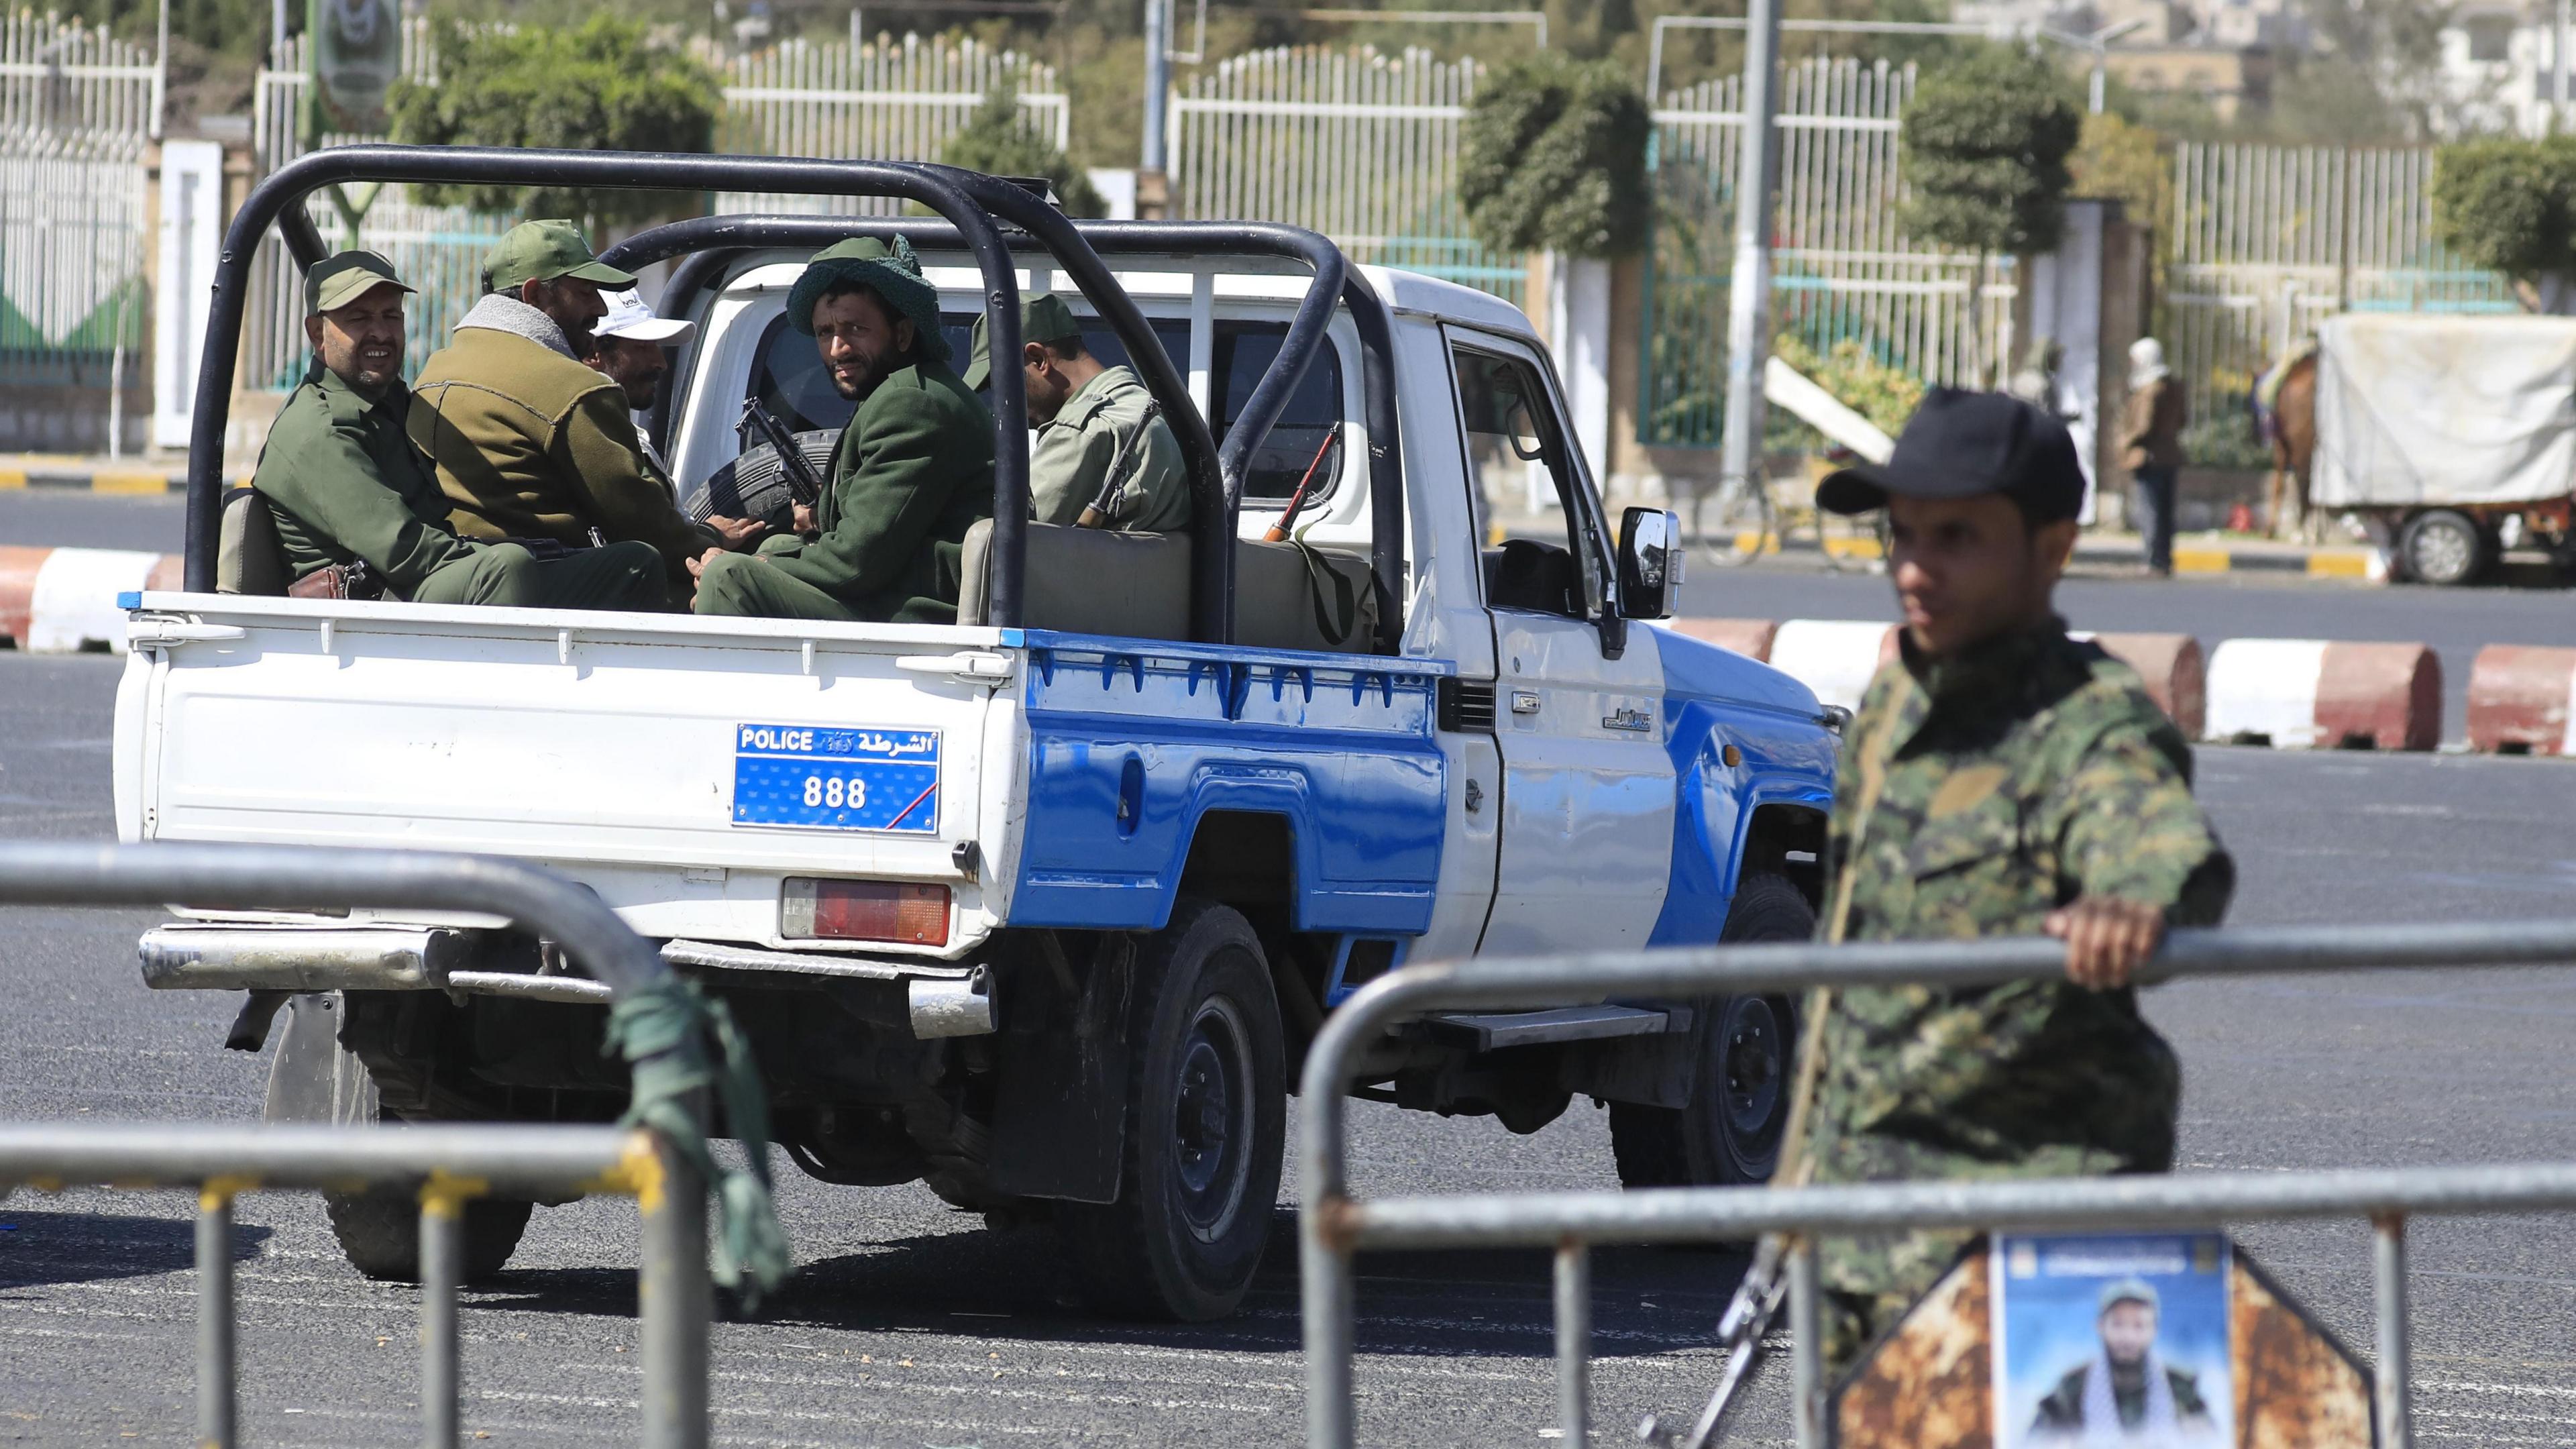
[480,219,636,294]
[2098,1277,2161,1314]
[305,249,414,316]
[963,292,1082,390]
[786,235,952,364]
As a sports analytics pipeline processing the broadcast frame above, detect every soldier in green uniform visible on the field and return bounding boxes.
[1800,389,2235,1374]
[692,237,994,623]
[964,293,1187,531]
[409,221,764,599]
[250,250,665,610]
[2028,1278,2218,1441]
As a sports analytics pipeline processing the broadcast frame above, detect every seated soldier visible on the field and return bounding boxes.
[409,220,763,598]
[250,250,665,610]
[964,294,1188,531]
[692,237,994,623]
[580,288,694,498]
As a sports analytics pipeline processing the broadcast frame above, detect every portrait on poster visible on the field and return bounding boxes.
[1990,1232,2234,1448]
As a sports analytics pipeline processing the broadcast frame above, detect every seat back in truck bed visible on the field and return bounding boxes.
[956,520,1377,653]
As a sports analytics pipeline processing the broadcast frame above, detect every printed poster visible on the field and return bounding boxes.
[1991,1232,2235,1448]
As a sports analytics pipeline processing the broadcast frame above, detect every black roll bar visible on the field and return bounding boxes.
[604,213,1382,649]
[183,146,1027,627]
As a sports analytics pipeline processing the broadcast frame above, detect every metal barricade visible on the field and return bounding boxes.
[0,841,716,1449]
[1298,919,2576,1449]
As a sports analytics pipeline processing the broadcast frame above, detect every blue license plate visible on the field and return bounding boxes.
[731,723,941,833]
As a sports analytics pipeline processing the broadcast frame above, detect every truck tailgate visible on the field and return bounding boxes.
[117,594,1013,953]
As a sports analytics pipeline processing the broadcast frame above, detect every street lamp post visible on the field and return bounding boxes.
[2040,18,2148,115]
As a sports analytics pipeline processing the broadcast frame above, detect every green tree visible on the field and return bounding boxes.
[2432,136,2576,313]
[1900,45,2080,383]
[388,16,720,231]
[942,83,1108,218]
[1458,53,1651,259]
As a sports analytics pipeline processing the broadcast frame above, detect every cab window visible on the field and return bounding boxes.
[746,311,1344,501]
[1451,345,1602,619]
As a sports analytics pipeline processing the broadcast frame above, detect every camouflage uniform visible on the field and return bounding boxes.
[1807,618,2234,1373]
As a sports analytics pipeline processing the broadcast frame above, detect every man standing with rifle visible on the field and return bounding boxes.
[1680,391,2236,1437]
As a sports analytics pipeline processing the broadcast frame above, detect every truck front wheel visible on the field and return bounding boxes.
[1609,870,1813,1189]
[1057,900,1286,1321]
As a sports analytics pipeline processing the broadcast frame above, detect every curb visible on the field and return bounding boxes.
[1670,617,2432,751]
[2465,646,2576,756]
[0,545,179,653]
[1690,530,2386,580]
[0,459,188,494]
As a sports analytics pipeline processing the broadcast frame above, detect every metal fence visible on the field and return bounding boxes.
[243,28,1066,391]
[2166,143,2518,455]
[718,34,1067,216]
[248,23,513,392]
[1642,57,2015,451]
[1169,46,1525,307]
[0,839,716,1449]
[0,11,157,388]
[1299,918,2576,1449]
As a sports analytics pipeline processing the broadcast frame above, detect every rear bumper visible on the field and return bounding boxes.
[137,924,995,1035]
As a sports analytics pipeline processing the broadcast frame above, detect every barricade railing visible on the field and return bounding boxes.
[0,841,720,1449]
[1298,919,2576,1449]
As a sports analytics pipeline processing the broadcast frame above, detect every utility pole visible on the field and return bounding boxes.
[2557,0,2570,126]
[1140,0,1171,217]
[1716,0,1784,508]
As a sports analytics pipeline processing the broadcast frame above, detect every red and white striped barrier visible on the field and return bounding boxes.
[2202,639,2441,751]
[0,546,178,654]
[2465,646,2576,756]
[1672,618,2421,750]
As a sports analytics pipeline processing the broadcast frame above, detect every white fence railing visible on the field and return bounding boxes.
[241,29,1065,392]
[718,34,1066,216]
[0,10,157,389]
[1641,58,2017,449]
[1171,46,1523,305]
[2166,142,2516,454]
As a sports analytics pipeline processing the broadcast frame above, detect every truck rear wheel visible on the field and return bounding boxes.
[262,993,535,1283]
[2398,508,2491,587]
[1609,870,1813,1189]
[1056,900,1286,1321]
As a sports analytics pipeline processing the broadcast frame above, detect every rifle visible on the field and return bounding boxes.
[737,396,828,507]
[1075,399,1163,529]
[1261,429,1341,543]
[1638,1235,1790,1449]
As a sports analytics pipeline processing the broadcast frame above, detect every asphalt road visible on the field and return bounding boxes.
[1681,562,2574,747]
[9,645,2576,1443]
[9,490,2567,740]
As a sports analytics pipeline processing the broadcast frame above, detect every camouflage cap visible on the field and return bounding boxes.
[2098,1277,2161,1315]
[480,219,636,294]
[305,249,413,316]
[963,292,1082,390]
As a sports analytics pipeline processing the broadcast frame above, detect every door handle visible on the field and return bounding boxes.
[1510,691,1542,714]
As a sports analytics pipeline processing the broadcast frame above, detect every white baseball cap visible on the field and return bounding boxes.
[595,289,695,345]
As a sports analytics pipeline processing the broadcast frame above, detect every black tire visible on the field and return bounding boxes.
[1610,870,1813,1189]
[322,1189,535,1285]
[2398,508,2491,588]
[262,994,535,1283]
[684,430,837,532]
[1056,900,1286,1321]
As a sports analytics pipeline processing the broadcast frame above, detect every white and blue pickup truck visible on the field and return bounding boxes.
[111,148,1837,1320]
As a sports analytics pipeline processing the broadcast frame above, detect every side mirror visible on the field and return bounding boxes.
[1617,506,1684,620]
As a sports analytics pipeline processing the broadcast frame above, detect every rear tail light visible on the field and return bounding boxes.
[781,878,950,946]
